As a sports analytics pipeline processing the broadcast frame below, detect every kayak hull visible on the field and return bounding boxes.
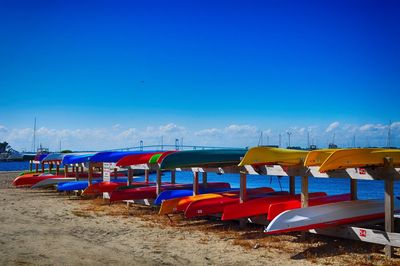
[221,192,327,221]
[267,193,351,220]
[159,187,274,215]
[184,189,280,219]
[265,199,400,234]
[110,182,231,203]
[31,177,77,188]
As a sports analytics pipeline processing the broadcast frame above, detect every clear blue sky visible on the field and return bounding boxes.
[0,0,399,150]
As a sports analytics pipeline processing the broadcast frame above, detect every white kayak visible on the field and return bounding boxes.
[31,178,77,188]
[265,199,400,234]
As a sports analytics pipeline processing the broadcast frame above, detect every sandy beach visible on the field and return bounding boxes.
[1,171,399,266]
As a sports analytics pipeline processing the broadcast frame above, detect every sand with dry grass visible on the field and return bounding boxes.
[1,171,399,265]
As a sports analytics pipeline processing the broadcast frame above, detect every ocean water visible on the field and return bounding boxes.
[2,162,398,200]
[0,161,31,171]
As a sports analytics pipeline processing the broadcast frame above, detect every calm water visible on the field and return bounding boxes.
[0,161,31,171]
[2,162,398,200]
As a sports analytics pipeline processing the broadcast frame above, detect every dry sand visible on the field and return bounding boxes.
[1,171,400,266]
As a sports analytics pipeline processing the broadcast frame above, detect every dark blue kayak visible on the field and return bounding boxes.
[153,187,239,205]
[57,177,130,192]
[57,180,103,191]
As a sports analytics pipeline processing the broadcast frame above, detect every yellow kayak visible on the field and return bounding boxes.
[238,147,309,166]
[304,149,340,166]
[319,148,400,172]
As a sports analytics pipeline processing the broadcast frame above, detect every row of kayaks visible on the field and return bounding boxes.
[12,173,400,235]
[12,147,400,235]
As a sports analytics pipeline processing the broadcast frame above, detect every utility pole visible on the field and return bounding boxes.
[387,120,392,148]
[258,131,263,146]
[287,131,292,148]
[307,131,310,149]
[279,134,282,147]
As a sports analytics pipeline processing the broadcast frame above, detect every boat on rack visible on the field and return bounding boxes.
[154,187,237,205]
[110,182,231,203]
[184,189,281,218]
[160,149,247,169]
[265,199,400,234]
[31,177,77,188]
[82,180,157,196]
[158,187,273,215]
[318,148,400,172]
[238,147,309,166]
[221,192,327,221]
[266,193,351,221]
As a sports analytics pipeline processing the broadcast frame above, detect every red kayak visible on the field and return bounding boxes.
[184,189,279,219]
[110,182,231,203]
[221,192,326,221]
[82,181,161,196]
[13,173,61,187]
[173,187,276,214]
[267,193,351,221]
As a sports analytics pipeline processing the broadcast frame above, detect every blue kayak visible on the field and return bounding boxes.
[153,187,239,205]
[57,180,103,191]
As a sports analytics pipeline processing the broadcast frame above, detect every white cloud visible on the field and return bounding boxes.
[1,120,399,151]
[359,123,387,132]
[0,125,8,133]
[112,124,121,130]
[326,122,340,132]
[159,123,186,134]
[224,124,258,136]
[195,128,221,137]
[391,122,400,129]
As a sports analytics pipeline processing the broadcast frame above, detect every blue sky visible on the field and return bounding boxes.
[1,0,399,151]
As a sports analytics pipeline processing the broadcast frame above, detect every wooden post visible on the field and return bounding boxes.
[350,179,358,200]
[145,169,149,183]
[29,160,33,172]
[202,172,208,187]
[384,157,394,258]
[127,168,133,186]
[289,176,295,195]
[48,163,53,173]
[193,171,199,196]
[156,170,162,196]
[300,175,309,238]
[56,163,60,176]
[41,162,45,173]
[171,170,176,184]
[114,168,118,180]
[88,163,93,185]
[72,165,75,173]
[75,165,79,180]
[35,163,39,173]
[64,165,68,178]
[80,165,84,174]
[240,172,247,203]
[301,176,309,208]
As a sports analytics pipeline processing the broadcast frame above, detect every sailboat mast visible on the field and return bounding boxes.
[33,117,36,152]
[387,120,392,147]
